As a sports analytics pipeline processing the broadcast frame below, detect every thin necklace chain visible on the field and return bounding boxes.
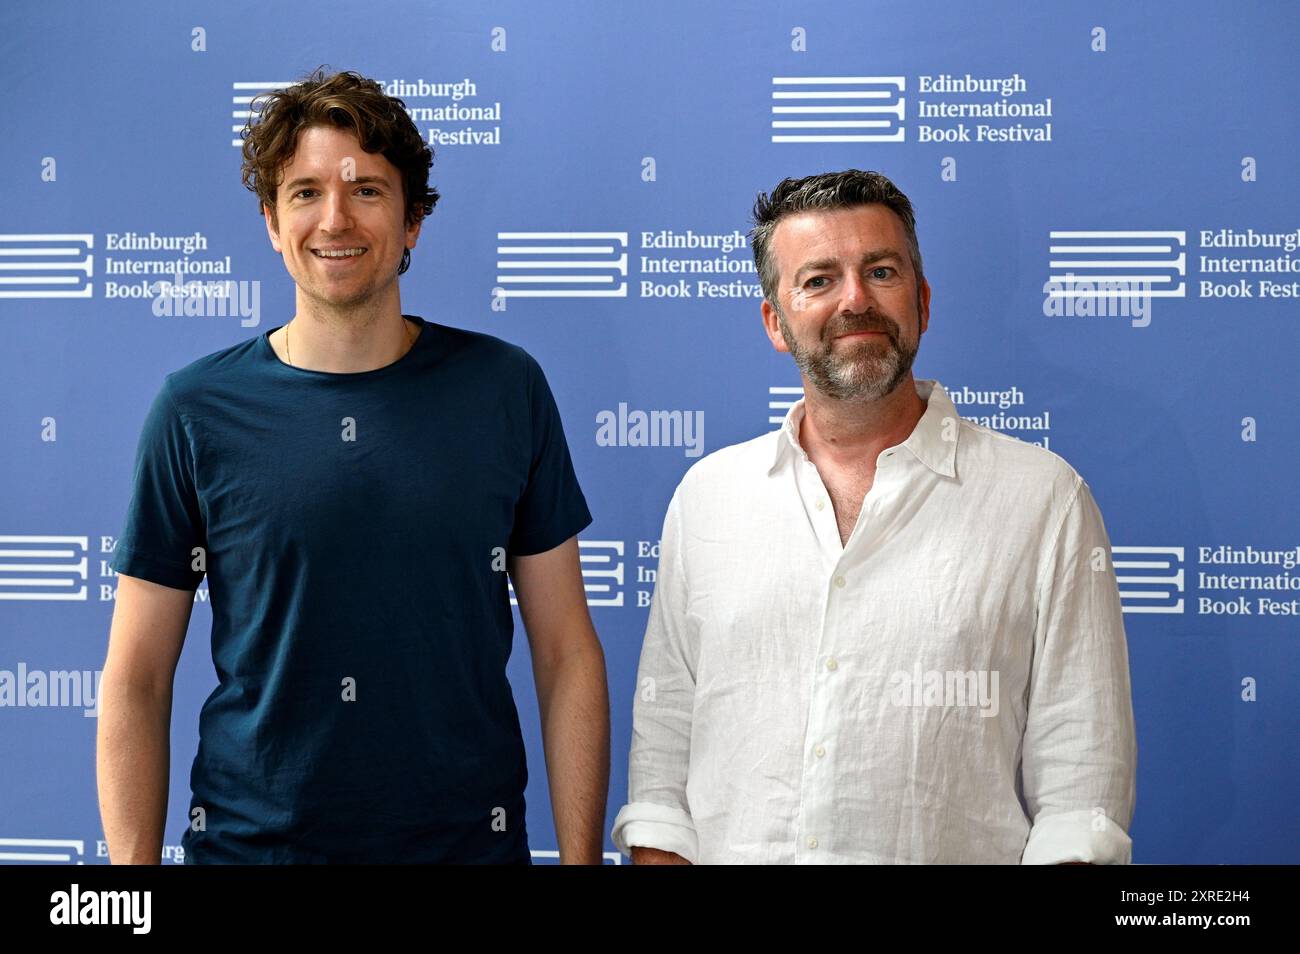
[285,318,416,367]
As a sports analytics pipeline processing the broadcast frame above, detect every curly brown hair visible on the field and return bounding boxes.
[239,67,439,275]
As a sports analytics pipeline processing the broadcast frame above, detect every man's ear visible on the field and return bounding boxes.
[918,276,931,336]
[761,298,790,354]
[405,209,423,251]
[263,202,282,253]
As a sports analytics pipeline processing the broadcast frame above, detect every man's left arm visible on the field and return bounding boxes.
[1021,475,1138,865]
[511,536,610,865]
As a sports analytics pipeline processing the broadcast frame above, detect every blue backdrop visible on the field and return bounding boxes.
[2,0,1297,864]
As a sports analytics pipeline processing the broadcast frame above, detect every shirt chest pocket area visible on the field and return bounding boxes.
[891,554,1035,698]
[688,540,829,697]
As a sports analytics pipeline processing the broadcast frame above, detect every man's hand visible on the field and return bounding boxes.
[632,846,691,865]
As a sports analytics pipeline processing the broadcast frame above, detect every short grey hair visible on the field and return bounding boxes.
[749,169,924,312]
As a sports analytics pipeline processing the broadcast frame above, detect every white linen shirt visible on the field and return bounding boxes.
[611,380,1137,864]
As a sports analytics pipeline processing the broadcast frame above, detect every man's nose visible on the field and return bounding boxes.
[319,191,354,232]
[839,270,877,313]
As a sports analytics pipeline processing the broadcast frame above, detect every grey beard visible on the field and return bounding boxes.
[778,309,918,402]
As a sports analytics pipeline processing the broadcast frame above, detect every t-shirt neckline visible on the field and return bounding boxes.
[261,314,428,379]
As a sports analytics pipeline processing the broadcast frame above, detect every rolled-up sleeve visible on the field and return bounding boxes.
[1020,476,1137,865]
[611,485,700,862]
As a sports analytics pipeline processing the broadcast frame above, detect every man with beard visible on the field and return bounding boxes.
[611,170,1137,864]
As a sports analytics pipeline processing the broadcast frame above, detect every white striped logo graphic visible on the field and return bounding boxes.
[530,849,623,864]
[495,232,628,298]
[509,540,625,607]
[0,838,85,864]
[0,535,89,601]
[771,76,906,143]
[1048,231,1187,298]
[231,81,293,147]
[0,234,94,299]
[769,385,804,428]
[1113,546,1185,614]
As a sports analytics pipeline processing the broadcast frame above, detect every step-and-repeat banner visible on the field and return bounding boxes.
[2,1,1297,864]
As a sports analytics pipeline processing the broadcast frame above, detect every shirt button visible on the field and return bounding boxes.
[815,498,825,511]
[807,837,819,850]
[833,575,846,588]
[814,744,826,758]
[826,658,838,671]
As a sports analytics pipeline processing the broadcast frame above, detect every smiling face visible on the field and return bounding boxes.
[264,124,421,314]
[761,203,930,402]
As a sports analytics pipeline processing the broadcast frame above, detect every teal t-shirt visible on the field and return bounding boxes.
[110,316,592,863]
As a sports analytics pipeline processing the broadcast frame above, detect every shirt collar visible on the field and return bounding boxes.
[769,379,959,478]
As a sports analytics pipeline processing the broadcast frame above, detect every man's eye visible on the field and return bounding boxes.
[805,276,828,289]
[871,266,895,279]
[294,189,316,199]
[358,188,379,196]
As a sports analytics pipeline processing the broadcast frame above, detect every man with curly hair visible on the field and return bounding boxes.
[98,68,609,864]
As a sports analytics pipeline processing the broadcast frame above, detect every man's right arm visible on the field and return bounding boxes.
[611,487,700,865]
[96,573,195,865]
